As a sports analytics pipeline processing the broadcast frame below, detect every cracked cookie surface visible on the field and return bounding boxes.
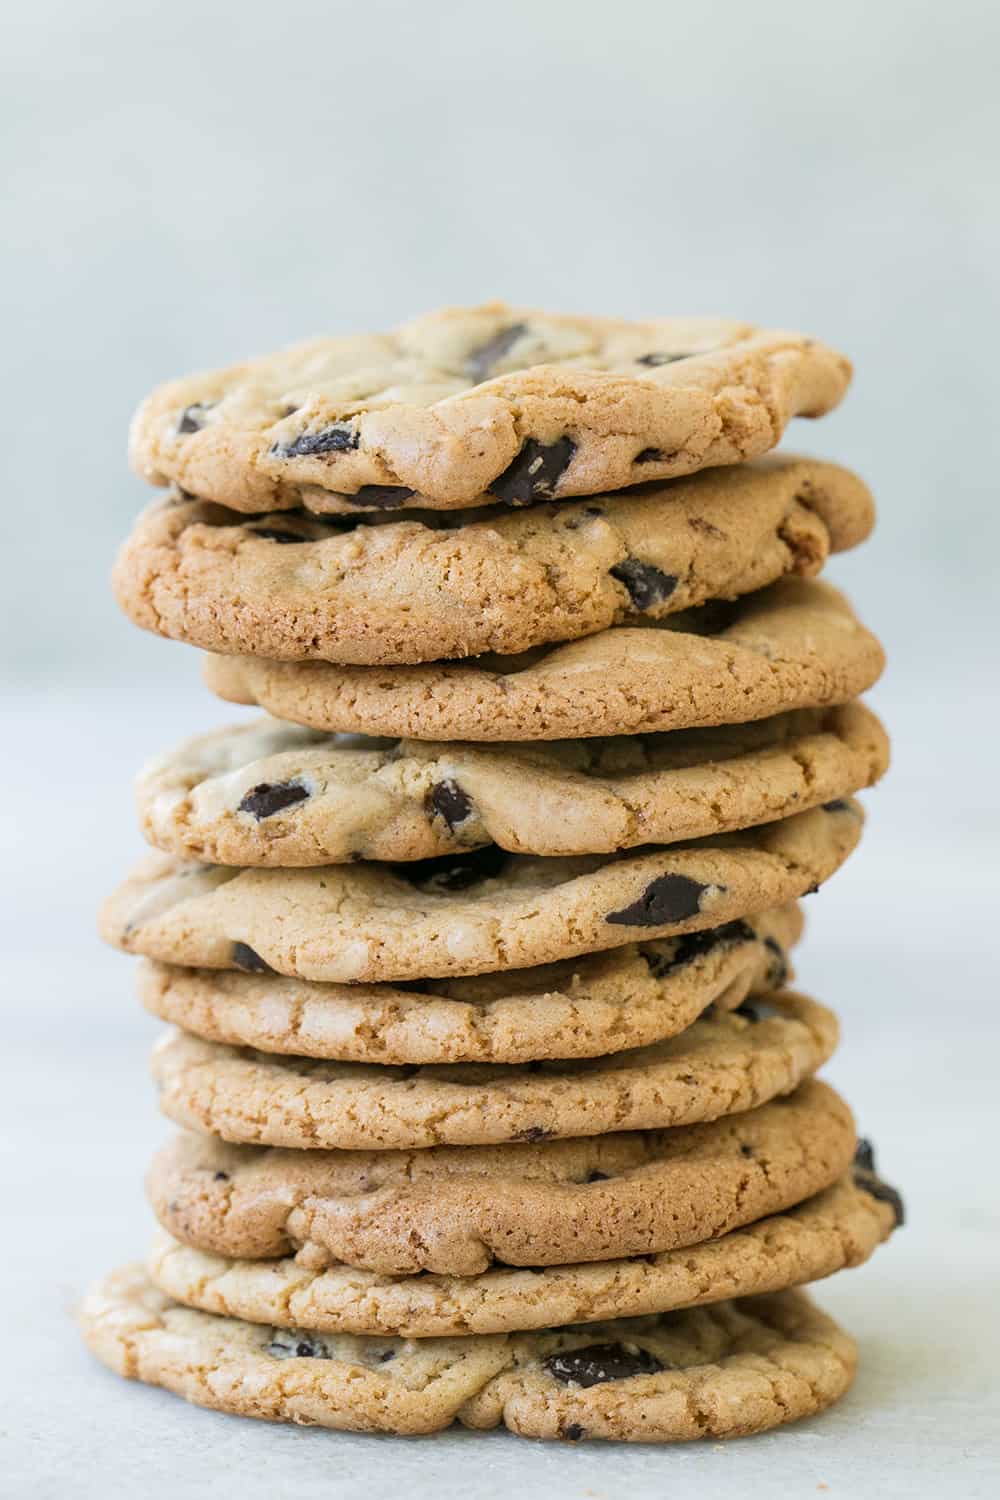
[147,1080,855,1273]
[129,303,852,514]
[149,988,836,1149]
[136,905,800,1064]
[135,703,887,865]
[146,1173,896,1337]
[81,1275,857,1440]
[101,800,861,982]
[114,456,873,664]
[204,578,884,741]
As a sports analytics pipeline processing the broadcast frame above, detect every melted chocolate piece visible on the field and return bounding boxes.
[427,779,473,829]
[232,942,273,973]
[543,1342,666,1388]
[636,352,694,367]
[763,935,789,988]
[465,322,528,383]
[822,799,851,813]
[397,844,507,893]
[266,1331,332,1360]
[585,1170,611,1183]
[343,484,415,509]
[851,1139,905,1227]
[610,558,678,611]
[273,424,359,459]
[854,1138,876,1173]
[488,437,577,506]
[562,1423,585,1442]
[177,402,214,434]
[247,526,311,544]
[607,875,713,928]
[513,1126,553,1143]
[212,1170,230,1182]
[238,780,310,820]
[643,920,756,978]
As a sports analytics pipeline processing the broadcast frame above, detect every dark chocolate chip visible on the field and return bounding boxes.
[822,799,851,813]
[247,527,311,544]
[636,352,694,367]
[266,1331,331,1360]
[543,1342,666,1388]
[586,1170,611,1183]
[376,1349,397,1363]
[514,1126,553,1143]
[238,780,310,821]
[427,779,473,829]
[643,919,755,978]
[763,934,789,988]
[465,322,528,383]
[396,844,508,893]
[740,1143,754,1158]
[804,882,820,896]
[488,436,577,506]
[232,942,273,973]
[177,402,214,434]
[272,424,359,459]
[854,1138,876,1173]
[344,484,415,509]
[212,1170,230,1182]
[563,1424,585,1442]
[606,875,714,928]
[609,558,678,611]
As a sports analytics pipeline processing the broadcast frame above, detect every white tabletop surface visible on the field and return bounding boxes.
[3,672,998,1499]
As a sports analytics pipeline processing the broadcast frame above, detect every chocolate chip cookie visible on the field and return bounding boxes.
[129,304,851,513]
[114,456,873,664]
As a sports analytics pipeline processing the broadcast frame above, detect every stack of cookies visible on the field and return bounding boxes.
[83,305,904,1444]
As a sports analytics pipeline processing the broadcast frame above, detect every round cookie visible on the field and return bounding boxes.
[149,989,836,1150]
[113,456,873,665]
[101,801,861,983]
[81,1274,857,1441]
[203,578,885,742]
[146,1171,899,1337]
[147,1080,855,1273]
[137,905,801,1065]
[129,303,852,513]
[135,703,888,865]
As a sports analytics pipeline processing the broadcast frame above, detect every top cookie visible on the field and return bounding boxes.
[129,304,852,513]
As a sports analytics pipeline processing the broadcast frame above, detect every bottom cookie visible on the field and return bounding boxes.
[80,1272,855,1442]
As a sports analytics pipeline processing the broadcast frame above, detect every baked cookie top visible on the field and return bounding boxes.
[80,1273,857,1440]
[100,800,862,982]
[113,455,874,664]
[204,578,884,741]
[149,988,837,1149]
[146,1170,898,1339]
[134,704,887,865]
[147,1079,856,1272]
[129,304,852,513]
[137,905,800,1065]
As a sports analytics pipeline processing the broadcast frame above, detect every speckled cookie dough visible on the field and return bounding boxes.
[147,1080,856,1273]
[203,578,884,742]
[149,988,837,1149]
[113,456,873,664]
[81,1274,858,1440]
[146,1168,899,1338]
[129,304,852,514]
[134,703,887,865]
[100,800,862,982]
[136,905,800,1065]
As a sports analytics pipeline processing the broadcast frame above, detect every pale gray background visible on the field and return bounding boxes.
[2,1,998,1496]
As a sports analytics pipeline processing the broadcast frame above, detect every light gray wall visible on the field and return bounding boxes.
[2,0,997,689]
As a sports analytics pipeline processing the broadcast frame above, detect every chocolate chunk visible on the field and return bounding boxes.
[854,1138,876,1173]
[232,942,273,973]
[643,920,755,978]
[266,1331,332,1361]
[822,799,850,813]
[607,875,713,928]
[212,1170,230,1182]
[427,779,473,829]
[543,1342,666,1388]
[273,424,359,459]
[636,352,694,367]
[397,844,508,893]
[247,526,311,544]
[465,322,528,383]
[238,780,310,821]
[585,1170,611,1183]
[343,484,415,509]
[488,437,577,506]
[563,1424,585,1442]
[763,935,789,988]
[177,402,214,434]
[740,1143,754,1159]
[610,559,678,611]
[514,1126,553,1143]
